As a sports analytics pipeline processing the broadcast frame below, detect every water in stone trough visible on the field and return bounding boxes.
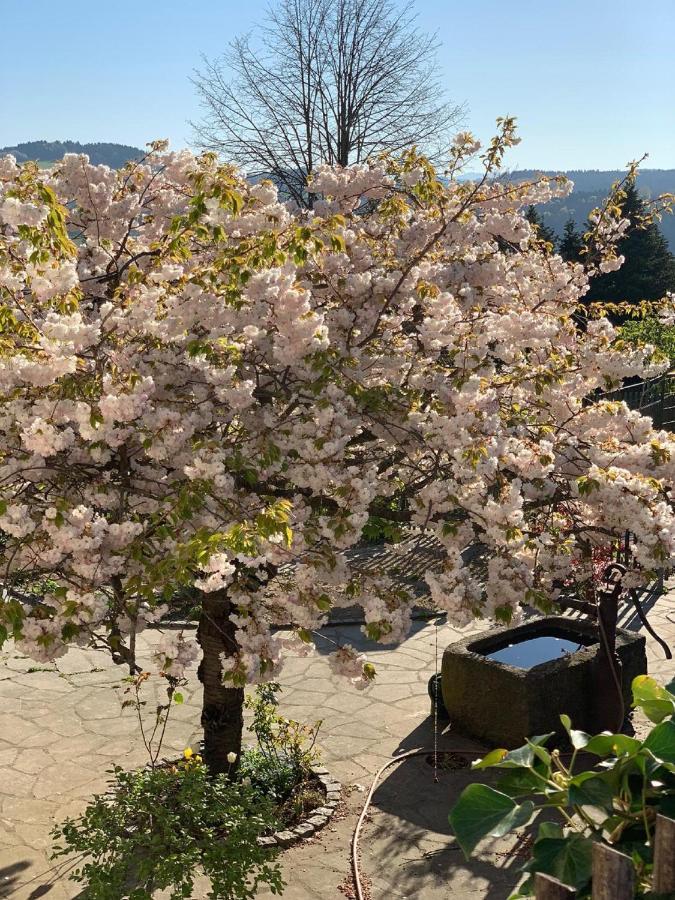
[484,633,594,669]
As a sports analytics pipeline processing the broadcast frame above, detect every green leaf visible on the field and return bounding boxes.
[632,675,675,724]
[449,784,535,858]
[568,773,614,811]
[472,748,508,770]
[537,822,564,840]
[643,720,675,764]
[527,834,593,890]
[527,740,551,766]
[500,744,536,769]
[173,692,184,705]
[584,733,641,757]
[496,768,547,797]
[560,713,590,749]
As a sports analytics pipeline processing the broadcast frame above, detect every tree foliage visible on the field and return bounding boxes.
[0,141,142,169]
[524,205,557,251]
[559,218,584,262]
[52,758,284,900]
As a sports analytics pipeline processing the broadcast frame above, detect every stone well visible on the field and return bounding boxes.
[441,615,647,748]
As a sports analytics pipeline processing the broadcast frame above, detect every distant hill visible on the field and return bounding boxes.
[507,169,675,251]
[0,141,143,169]
[2,150,673,248]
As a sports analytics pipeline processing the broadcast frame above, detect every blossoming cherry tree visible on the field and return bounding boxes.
[0,124,673,771]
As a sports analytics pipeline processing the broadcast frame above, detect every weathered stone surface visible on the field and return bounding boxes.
[311,806,335,818]
[274,830,297,847]
[306,815,329,829]
[293,822,315,838]
[257,835,278,849]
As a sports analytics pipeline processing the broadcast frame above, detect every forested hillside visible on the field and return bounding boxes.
[0,141,143,168]
[510,169,675,249]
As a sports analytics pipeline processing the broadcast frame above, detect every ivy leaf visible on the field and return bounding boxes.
[492,736,553,770]
[643,720,675,764]
[525,834,593,890]
[497,767,548,798]
[632,675,675,724]
[537,822,564,840]
[472,748,508,770]
[584,733,641,757]
[449,784,535,858]
[568,773,614,812]
[560,713,590,749]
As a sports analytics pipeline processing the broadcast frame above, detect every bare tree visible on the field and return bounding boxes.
[192,0,464,206]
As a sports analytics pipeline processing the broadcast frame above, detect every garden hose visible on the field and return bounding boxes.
[350,746,484,900]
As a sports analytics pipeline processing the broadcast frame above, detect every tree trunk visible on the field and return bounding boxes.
[196,590,244,776]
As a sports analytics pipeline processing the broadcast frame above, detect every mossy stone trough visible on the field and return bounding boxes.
[441,615,647,748]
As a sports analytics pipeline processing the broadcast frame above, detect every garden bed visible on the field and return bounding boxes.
[257,765,342,848]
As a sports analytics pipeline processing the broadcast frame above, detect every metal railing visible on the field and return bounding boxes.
[601,371,675,431]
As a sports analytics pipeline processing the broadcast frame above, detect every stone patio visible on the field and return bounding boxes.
[1,584,674,900]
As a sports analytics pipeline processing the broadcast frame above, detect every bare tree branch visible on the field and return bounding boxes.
[191,0,465,206]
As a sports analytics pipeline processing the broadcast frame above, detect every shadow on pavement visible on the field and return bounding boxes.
[359,717,538,899]
[0,860,30,899]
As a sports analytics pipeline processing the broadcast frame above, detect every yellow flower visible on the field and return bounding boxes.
[183,747,193,760]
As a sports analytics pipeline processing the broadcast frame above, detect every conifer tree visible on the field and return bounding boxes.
[559,218,584,262]
[525,205,557,249]
[585,184,675,306]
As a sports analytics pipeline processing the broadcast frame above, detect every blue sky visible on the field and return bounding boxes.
[1,0,673,170]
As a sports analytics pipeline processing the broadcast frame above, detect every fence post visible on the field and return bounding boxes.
[591,842,634,900]
[653,814,675,894]
[534,871,576,898]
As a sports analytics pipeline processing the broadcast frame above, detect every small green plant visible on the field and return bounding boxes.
[52,754,284,900]
[51,681,324,898]
[241,683,323,824]
[245,682,321,778]
[449,675,675,897]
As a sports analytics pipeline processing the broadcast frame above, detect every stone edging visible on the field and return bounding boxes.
[257,765,341,848]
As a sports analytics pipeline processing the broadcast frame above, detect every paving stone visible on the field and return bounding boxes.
[257,836,278,849]
[13,671,73,693]
[0,748,19,767]
[32,762,101,800]
[1,769,37,798]
[274,830,296,847]
[0,714,41,745]
[293,822,316,839]
[20,730,65,749]
[2,797,59,824]
[2,582,675,899]
[312,806,334,818]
